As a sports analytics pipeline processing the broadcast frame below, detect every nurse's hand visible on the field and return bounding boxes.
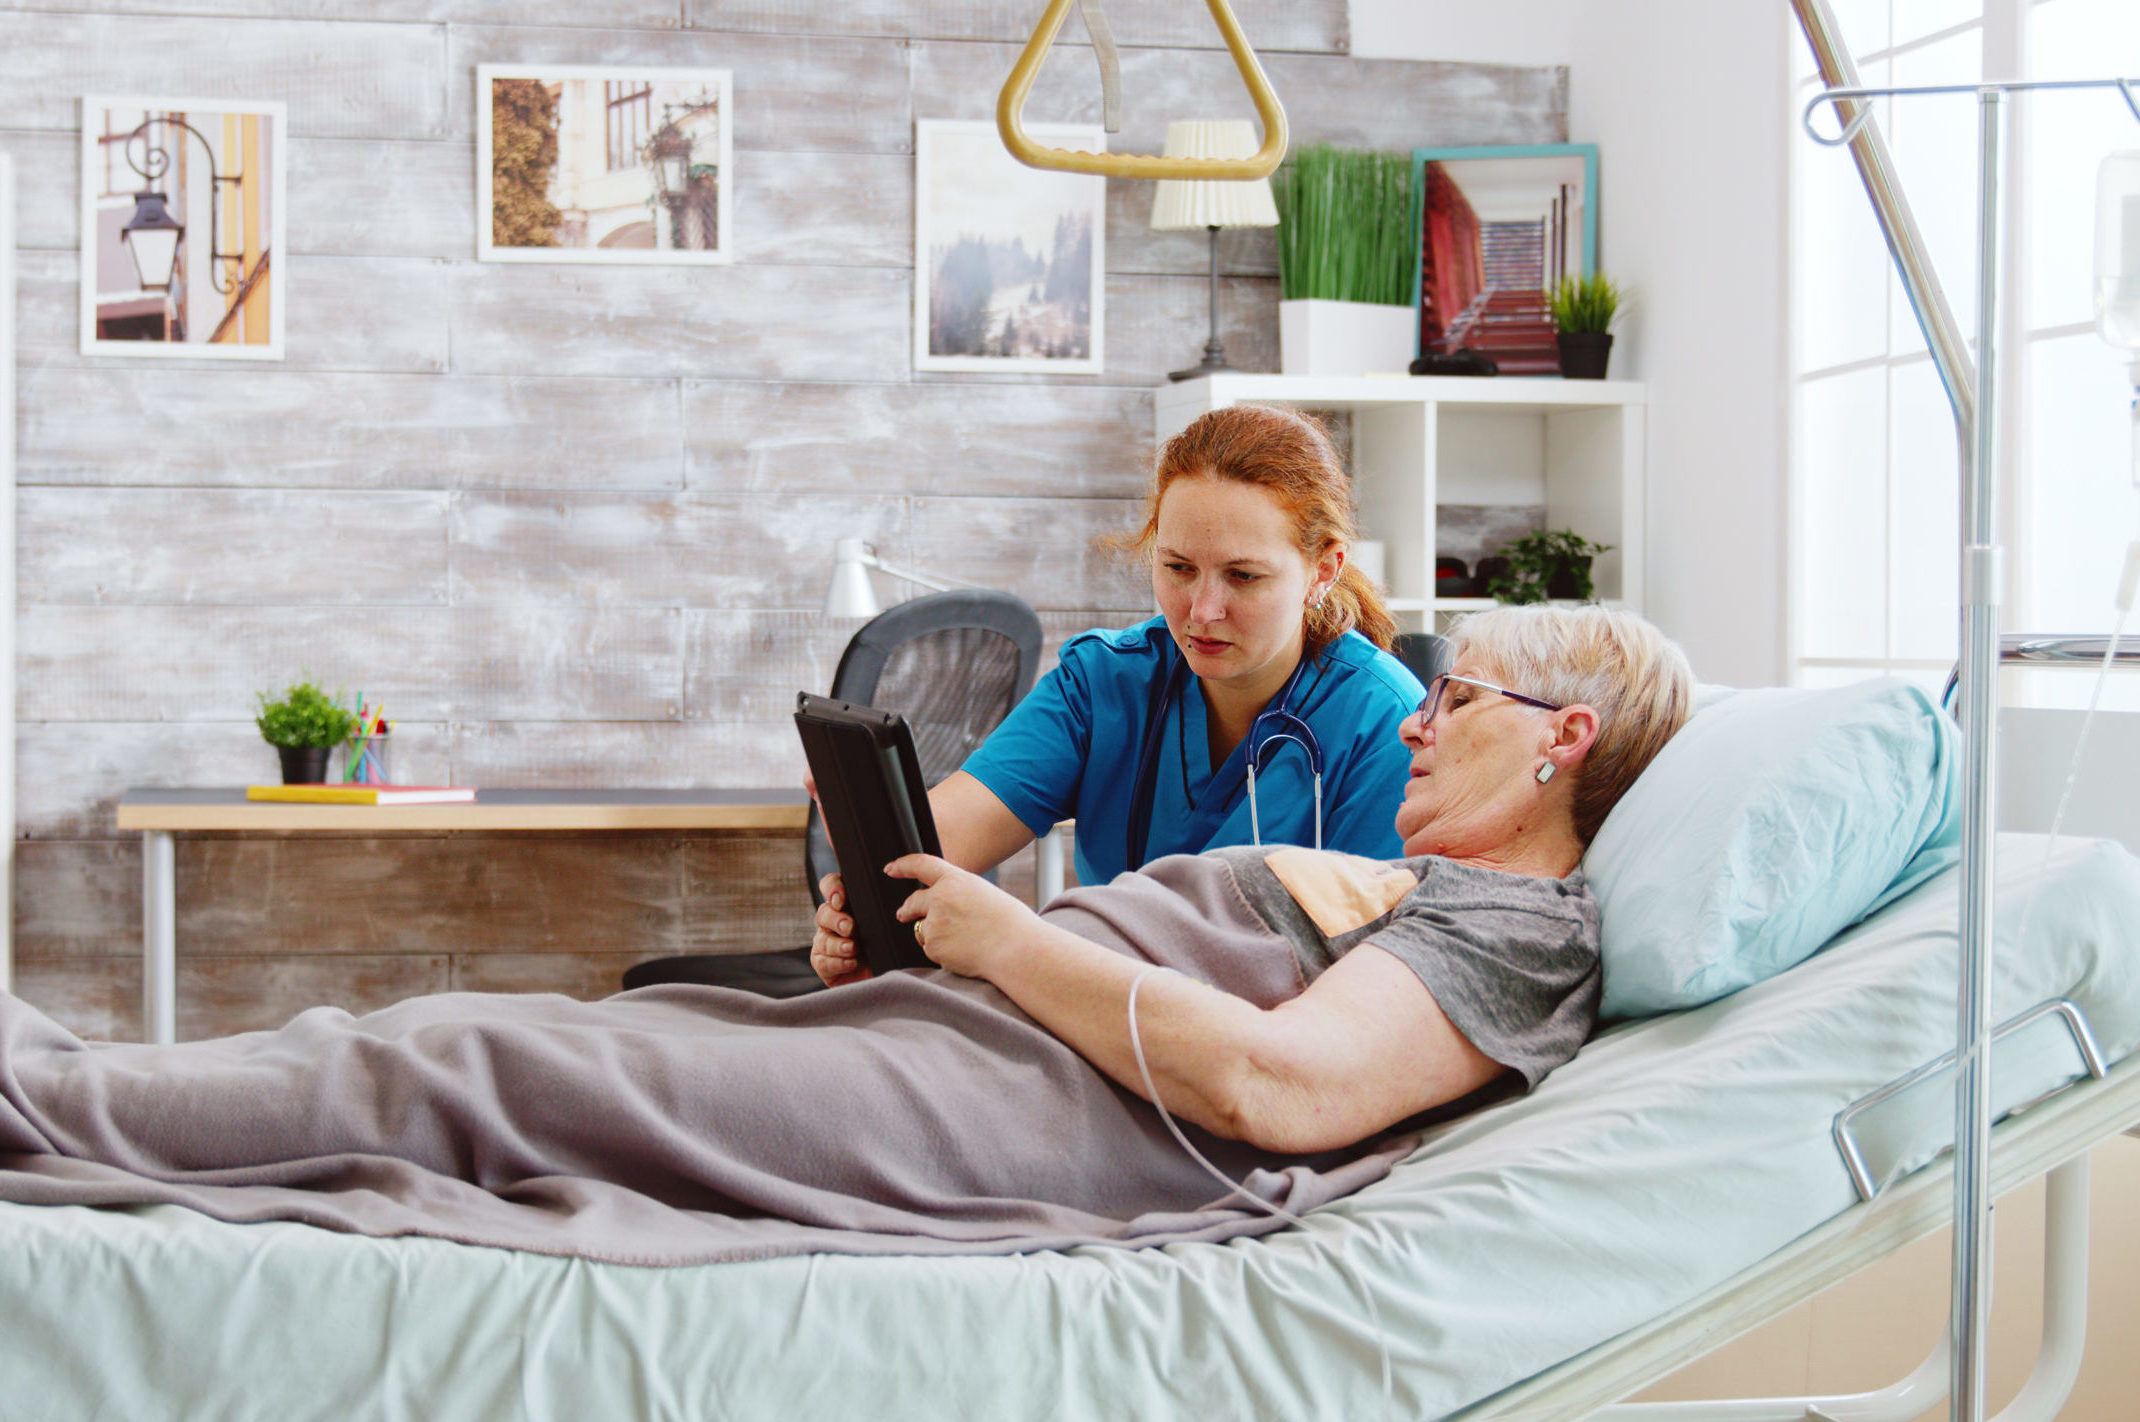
[810,873,873,987]
[888,854,1039,980]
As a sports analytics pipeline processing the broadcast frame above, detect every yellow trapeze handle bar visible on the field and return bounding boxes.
[996,0,1289,181]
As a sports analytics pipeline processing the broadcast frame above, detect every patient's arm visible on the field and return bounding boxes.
[811,772,1035,985]
[889,855,1504,1155]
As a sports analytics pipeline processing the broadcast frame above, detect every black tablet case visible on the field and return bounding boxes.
[793,692,942,975]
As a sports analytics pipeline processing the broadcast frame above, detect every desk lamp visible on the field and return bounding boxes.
[1149,119,1279,382]
[823,537,979,618]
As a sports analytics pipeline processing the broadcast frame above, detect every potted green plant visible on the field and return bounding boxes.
[1271,144,1416,376]
[1548,271,1623,379]
[254,679,358,784]
[1484,529,1614,605]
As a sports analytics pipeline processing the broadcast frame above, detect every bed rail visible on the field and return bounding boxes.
[1830,997,2108,1204]
[1992,634,2140,666]
[1942,634,2140,710]
[1583,1158,2089,1422]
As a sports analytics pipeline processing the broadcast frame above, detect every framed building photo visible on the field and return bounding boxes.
[914,119,1104,374]
[478,65,733,264]
[1412,143,1598,375]
[79,96,287,359]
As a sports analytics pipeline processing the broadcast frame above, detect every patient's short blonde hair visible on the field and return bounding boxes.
[1446,604,1694,844]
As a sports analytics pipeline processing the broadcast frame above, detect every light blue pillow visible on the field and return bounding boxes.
[1583,678,1961,1020]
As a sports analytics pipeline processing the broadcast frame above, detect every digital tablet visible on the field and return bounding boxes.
[793,692,943,976]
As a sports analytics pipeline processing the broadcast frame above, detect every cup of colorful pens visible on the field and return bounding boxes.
[344,699,392,785]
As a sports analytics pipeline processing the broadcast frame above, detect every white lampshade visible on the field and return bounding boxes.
[1149,120,1279,231]
[823,536,973,617]
[823,537,883,618]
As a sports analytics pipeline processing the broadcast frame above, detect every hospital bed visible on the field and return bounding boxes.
[2,677,2137,1421]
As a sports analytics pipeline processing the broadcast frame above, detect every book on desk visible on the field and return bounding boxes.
[246,784,477,806]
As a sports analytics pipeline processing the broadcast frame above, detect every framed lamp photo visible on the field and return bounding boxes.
[80,96,287,360]
[914,118,1105,374]
[477,65,733,264]
[1412,143,1598,375]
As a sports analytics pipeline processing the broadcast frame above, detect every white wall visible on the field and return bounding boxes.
[1354,1,1796,688]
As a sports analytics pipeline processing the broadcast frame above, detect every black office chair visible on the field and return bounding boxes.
[1391,631,1453,688]
[622,589,1045,999]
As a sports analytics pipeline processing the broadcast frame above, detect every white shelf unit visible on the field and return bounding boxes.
[1152,374,1647,631]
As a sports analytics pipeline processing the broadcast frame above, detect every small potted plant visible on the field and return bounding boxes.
[1548,271,1623,379]
[254,679,358,784]
[1484,529,1614,605]
[1271,144,1417,376]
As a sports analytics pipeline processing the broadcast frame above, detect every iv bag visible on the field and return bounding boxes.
[2099,151,2140,350]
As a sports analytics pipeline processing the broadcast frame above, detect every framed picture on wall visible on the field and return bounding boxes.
[477,65,733,264]
[1412,143,1598,376]
[914,118,1105,374]
[79,96,287,360]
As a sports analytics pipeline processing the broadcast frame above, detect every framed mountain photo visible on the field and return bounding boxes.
[913,119,1105,374]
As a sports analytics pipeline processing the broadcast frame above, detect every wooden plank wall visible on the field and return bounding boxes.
[1,1,1566,1040]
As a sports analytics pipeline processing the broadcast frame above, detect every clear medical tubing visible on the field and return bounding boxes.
[1124,966,1394,1422]
[2016,611,2135,970]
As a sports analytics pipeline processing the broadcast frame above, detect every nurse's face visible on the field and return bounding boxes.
[1152,474,1331,696]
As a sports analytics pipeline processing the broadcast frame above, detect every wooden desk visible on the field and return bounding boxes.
[116,788,810,1044]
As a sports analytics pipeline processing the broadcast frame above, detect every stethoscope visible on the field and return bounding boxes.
[1124,646,1325,869]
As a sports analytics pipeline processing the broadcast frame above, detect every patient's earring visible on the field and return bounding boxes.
[1535,761,1557,785]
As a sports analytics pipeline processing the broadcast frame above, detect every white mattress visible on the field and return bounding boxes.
[2,834,2136,1422]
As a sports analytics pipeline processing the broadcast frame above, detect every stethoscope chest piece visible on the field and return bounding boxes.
[1245,706,1324,849]
[1129,647,1326,866]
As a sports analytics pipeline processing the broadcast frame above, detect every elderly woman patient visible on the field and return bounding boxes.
[820,600,1692,1151]
[0,604,1691,1263]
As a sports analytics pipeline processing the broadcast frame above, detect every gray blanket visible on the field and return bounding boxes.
[0,916,1415,1265]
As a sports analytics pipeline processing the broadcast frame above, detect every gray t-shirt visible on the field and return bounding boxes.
[1040,845,1600,1090]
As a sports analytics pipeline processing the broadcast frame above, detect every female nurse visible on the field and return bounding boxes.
[816,402,1426,983]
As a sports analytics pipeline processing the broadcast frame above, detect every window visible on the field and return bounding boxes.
[1790,0,2140,710]
[605,82,653,172]
[98,108,169,200]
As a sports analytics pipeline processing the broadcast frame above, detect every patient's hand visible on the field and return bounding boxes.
[888,854,1039,980]
[810,873,874,987]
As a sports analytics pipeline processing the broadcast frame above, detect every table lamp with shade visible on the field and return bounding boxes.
[1148,119,1279,382]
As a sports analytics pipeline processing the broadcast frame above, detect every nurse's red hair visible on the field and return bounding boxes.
[1113,404,1396,653]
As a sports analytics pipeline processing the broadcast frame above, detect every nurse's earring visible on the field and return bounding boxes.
[1534,760,1557,785]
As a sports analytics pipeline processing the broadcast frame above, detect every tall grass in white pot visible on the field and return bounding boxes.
[1271,145,1416,376]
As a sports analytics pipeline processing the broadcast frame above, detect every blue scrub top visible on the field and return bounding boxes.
[961,616,1426,886]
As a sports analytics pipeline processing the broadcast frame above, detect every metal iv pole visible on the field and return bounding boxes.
[1789,4,2140,1418]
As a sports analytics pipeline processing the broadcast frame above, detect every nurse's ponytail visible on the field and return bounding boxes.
[1112,404,1397,654]
[1309,557,1396,654]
